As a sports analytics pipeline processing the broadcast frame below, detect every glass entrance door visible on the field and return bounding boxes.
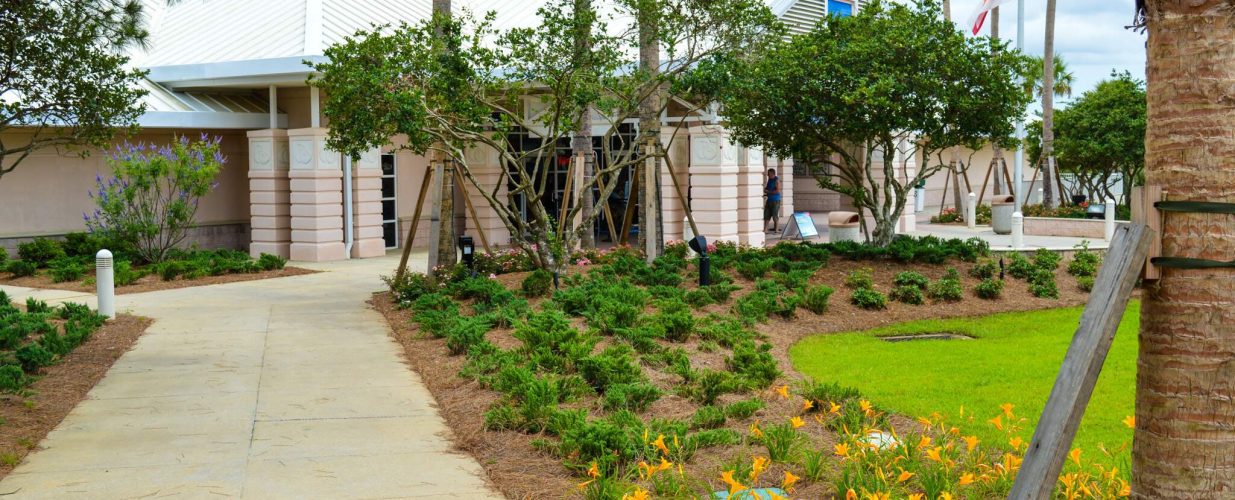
[380,154,398,249]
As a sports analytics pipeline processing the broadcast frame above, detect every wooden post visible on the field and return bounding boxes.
[594,173,619,243]
[395,167,435,282]
[662,148,701,241]
[452,167,491,255]
[938,168,952,217]
[557,157,577,236]
[977,160,994,206]
[619,165,640,245]
[1008,223,1154,499]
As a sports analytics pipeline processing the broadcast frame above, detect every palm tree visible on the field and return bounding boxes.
[574,0,596,249]
[1134,1,1235,496]
[430,0,456,271]
[1021,55,1075,99]
[1040,0,1059,208]
[636,1,663,261]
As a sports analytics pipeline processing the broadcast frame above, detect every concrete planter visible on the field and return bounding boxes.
[1022,216,1128,239]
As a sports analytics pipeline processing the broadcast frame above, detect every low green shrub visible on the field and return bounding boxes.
[1007,253,1035,280]
[850,288,887,310]
[890,285,925,305]
[444,315,491,355]
[726,341,780,389]
[601,382,662,412]
[682,369,739,405]
[579,344,644,393]
[798,380,862,408]
[970,259,999,280]
[1033,248,1062,270]
[975,278,1004,299]
[758,423,802,462]
[1067,245,1101,278]
[844,268,874,289]
[515,310,594,373]
[772,269,813,290]
[25,297,51,315]
[655,303,695,342]
[15,343,55,372]
[521,269,554,297]
[736,259,773,281]
[48,259,86,283]
[704,283,739,304]
[113,260,145,286]
[0,365,30,393]
[257,253,287,271]
[724,398,765,419]
[691,405,726,429]
[683,289,714,309]
[927,278,964,302]
[695,316,758,348]
[1077,276,1095,292]
[6,260,37,278]
[1029,269,1060,299]
[0,247,7,267]
[892,271,929,290]
[801,285,834,314]
[647,285,685,302]
[17,238,65,267]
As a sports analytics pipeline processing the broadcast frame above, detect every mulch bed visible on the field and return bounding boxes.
[0,314,152,479]
[373,258,1092,499]
[0,267,317,295]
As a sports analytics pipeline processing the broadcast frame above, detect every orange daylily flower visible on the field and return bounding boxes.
[1118,479,1131,497]
[775,385,790,399]
[845,489,858,500]
[790,416,805,429]
[959,473,976,486]
[720,470,747,495]
[917,436,932,449]
[621,487,650,500]
[750,456,770,482]
[988,415,1004,431]
[802,399,814,411]
[587,462,600,478]
[1123,415,1136,429]
[925,446,943,462]
[897,469,915,483]
[864,492,891,500]
[769,493,788,500]
[829,401,842,414]
[834,442,851,458]
[1009,436,1024,450]
[783,471,800,491]
[940,493,954,500]
[916,416,933,427]
[1069,448,1082,466]
[1001,403,1015,417]
[859,400,873,415]
[908,494,925,500]
[652,434,669,456]
[749,420,765,439]
[963,435,980,452]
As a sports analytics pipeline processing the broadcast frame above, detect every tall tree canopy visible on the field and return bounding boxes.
[694,0,1029,245]
[1054,71,1146,205]
[0,0,150,183]
[312,0,779,271]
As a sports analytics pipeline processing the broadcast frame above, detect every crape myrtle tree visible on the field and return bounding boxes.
[0,0,149,183]
[312,0,778,274]
[1053,71,1146,206]
[695,0,1029,246]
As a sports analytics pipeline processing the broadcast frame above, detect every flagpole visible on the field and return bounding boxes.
[1013,0,1025,211]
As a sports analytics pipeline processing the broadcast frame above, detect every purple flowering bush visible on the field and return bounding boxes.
[85,135,224,263]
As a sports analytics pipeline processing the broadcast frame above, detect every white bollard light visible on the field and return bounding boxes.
[915,187,925,213]
[967,192,977,229]
[683,217,695,257]
[96,249,115,319]
[1104,199,1116,241]
[1011,211,1024,249]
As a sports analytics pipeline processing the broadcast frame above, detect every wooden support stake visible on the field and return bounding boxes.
[452,167,491,255]
[977,159,994,206]
[1131,185,1164,280]
[662,149,700,240]
[619,165,640,245]
[938,168,952,217]
[557,157,577,236]
[1001,157,1015,198]
[595,173,619,243]
[1008,223,1154,500]
[395,166,435,282]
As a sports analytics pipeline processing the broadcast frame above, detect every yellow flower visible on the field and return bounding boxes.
[783,471,800,491]
[1009,436,1024,450]
[749,420,765,439]
[802,399,814,411]
[963,435,980,452]
[1118,479,1131,497]
[845,489,858,500]
[621,487,650,500]
[775,384,790,399]
[925,446,943,462]
[587,461,600,478]
[859,400,873,415]
[864,492,891,500]
[577,479,594,491]
[790,416,805,429]
[1001,403,1015,417]
[988,415,1004,431]
[940,493,954,500]
[830,401,842,414]
[959,473,976,486]
[750,456,770,483]
[917,436,932,449]
[652,434,669,456]
[1123,415,1136,429]
[720,470,747,495]
[1069,448,1082,466]
[834,442,851,458]
[769,493,788,500]
[897,469,915,483]
[908,494,924,500]
[948,427,960,436]
[916,416,933,427]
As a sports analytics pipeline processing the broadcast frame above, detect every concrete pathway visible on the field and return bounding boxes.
[0,253,501,499]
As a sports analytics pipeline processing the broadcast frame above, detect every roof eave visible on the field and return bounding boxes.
[145,56,328,90]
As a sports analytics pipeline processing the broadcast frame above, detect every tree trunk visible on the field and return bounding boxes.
[1134,2,1235,497]
[941,0,950,21]
[1040,0,1058,209]
[637,2,663,262]
[991,7,1004,196]
[429,0,456,272]
[574,0,596,249]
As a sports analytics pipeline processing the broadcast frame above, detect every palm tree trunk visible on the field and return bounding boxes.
[427,0,456,272]
[991,7,1005,196]
[1134,1,1235,496]
[637,2,663,261]
[574,0,596,249]
[1040,0,1057,209]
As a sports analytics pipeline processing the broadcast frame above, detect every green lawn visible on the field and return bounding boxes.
[790,301,1138,468]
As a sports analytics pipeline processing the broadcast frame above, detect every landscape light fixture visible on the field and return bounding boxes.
[688,235,711,286]
[458,235,475,270]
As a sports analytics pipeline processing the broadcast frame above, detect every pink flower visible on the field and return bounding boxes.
[575,258,591,266]
[488,273,497,279]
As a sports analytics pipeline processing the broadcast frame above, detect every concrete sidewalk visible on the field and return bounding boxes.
[0,253,501,499]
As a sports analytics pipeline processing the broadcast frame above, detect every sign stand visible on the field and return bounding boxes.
[779,212,820,241]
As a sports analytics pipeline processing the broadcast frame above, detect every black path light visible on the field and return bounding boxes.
[459,235,475,270]
[688,235,710,286]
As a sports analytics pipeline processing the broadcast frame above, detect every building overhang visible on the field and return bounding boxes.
[145,56,328,90]
[137,111,287,130]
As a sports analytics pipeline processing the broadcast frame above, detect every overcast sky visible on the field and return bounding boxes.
[957,0,1146,106]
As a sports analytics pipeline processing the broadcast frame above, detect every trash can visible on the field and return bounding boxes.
[991,195,1016,235]
[828,211,861,243]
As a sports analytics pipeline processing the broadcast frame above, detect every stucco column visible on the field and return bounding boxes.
[660,127,689,242]
[737,146,766,247]
[351,148,386,258]
[463,144,510,248]
[287,127,346,262]
[777,157,795,220]
[687,125,740,244]
[247,129,291,258]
